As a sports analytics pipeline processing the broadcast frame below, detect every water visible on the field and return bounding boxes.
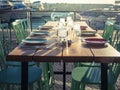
[31,16,52,30]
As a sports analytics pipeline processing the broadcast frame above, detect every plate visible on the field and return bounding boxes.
[39,26,53,30]
[85,38,108,46]
[31,31,49,35]
[22,38,47,44]
[81,32,96,36]
[26,36,49,40]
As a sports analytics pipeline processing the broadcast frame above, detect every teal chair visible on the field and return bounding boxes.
[0,41,43,90]
[74,19,116,68]
[71,28,120,90]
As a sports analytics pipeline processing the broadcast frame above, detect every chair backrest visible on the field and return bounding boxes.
[0,23,12,55]
[21,19,29,31]
[15,18,30,36]
[109,29,120,83]
[109,63,120,83]
[102,20,115,44]
[111,29,120,51]
[0,41,7,67]
[12,21,26,44]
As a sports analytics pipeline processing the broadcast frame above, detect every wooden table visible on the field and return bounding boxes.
[7,21,120,90]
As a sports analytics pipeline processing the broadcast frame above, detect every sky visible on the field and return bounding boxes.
[30,0,115,4]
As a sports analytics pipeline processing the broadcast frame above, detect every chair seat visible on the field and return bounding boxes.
[6,61,36,66]
[72,67,89,82]
[72,67,115,84]
[0,67,42,84]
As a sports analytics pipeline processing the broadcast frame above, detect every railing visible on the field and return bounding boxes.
[0,9,120,30]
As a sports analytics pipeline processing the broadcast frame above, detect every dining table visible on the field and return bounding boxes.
[7,21,120,90]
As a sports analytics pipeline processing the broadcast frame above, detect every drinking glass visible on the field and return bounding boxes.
[73,23,81,41]
[66,16,72,22]
[60,18,66,26]
[57,26,68,47]
[67,18,73,28]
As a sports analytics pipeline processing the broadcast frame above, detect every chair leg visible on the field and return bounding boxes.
[29,84,34,90]
[73,62,81,68]
[0,84,4,90]
[80,83,85,90]
[37,78,43,90]
[108,84,115,90]
[48,63,55,90]
[71,79,80,90]
[6,84,11,90]
[42,62,50,90]
[73,62,78,68]
[11,84,16,90]
[42,62,55,90]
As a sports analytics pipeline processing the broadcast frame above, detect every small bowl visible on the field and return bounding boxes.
[80,26,87,30]
[85,38,108,46]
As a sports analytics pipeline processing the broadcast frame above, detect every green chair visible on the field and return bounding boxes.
[0,41,43,90]
[74,19,116,68]
[12,20,55,90]
[102,19,116,44]
[71,63,120,90]
[0,23,12,54]
[21,19,55,90]
[71,27,120,90]
[15,18,30,37]
[12,20,26,44]
[0,23,36,67]
[111,26,120,51]
[42,63,55,90]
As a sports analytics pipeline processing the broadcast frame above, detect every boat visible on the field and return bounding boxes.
[9,0,27,10]
[9,0,28,21]
[30,1,44,11]
[0,0,13,23]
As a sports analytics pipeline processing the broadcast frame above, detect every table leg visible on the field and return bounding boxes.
[101,63,108,90]
[63,62,66,90]
[21,62,28,90]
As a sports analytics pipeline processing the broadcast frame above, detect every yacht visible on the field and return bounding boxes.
[9,0,26,10]
[0,0,13,23]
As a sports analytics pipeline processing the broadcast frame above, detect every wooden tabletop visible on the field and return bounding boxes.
[7,21,120,63]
